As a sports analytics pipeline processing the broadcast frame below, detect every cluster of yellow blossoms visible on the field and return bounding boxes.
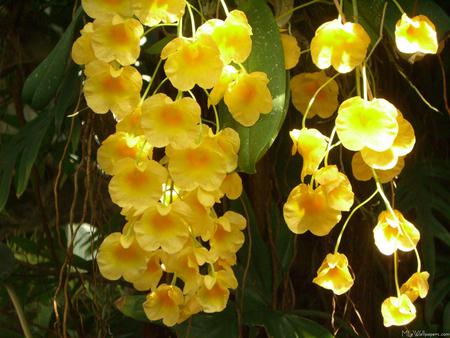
[70,0,276,326]
[282,6,437,328]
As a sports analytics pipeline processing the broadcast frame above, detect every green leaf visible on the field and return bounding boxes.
[53,61,82,132]
[219,0,289,174]
[0,149,16,212]
[115,295,148,322]
[425,277,450,325]
[144,35,175,55]
[15,113,52,197]
[233,193,273,302]
[174,302,238,338]
[444,301,450,331]
[0,243,15,282]
[22,7,82,110]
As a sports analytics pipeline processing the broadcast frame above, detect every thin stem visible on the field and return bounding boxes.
[333,0,346,22]
[276,0,324,20]
[355,67,362,97]
[334,190,378,253]
[300,48,311,55]
[178,17,183,37]
[351,0,358,22]
[394,251,401,296]
[187,2,196,37]
[365,1,388,62]
[324,126,337,166]
[361,64,368,100]
[203,89,220,132]
[141,58,163,103]
[302,73,340,128]
[152,77,169,95]
[4,284,32,338]
[391,0,406,14]
[144,23,177,36]
[219,0,230,16]
[189,2,205,21]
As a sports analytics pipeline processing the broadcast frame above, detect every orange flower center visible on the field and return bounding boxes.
[302,193,324,213]
[102,76,125,93]
[126,169,148,187]
[240,82,256,103]
[116,142,137,158]
[162,106,183,126]
[109,24,130,44]
[151,213,174,232]
[186,149,211,167]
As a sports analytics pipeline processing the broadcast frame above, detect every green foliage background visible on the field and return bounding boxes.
[0,0,449,337]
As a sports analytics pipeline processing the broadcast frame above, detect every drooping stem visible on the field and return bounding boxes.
[276,0,324,21]
[324,126,337,166]
[391,0,406,14]
[4,284,32,338]
[219,0,230,16]
[394,251,401,296]
[141,58,163,103]
[187,2,196,36]
[334,190,378,253]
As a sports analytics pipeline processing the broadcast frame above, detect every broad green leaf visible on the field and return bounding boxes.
[53,61,82,132]
[144,35,175,55]
[0,243,15,282]
[233,193,273,302]
[444,301,450,331]
[174,302,238,338]
[0,148,17,212]
[115,295,148,322]
[22,7,82,109]
[219,0,289,173]
[15,113,52,197]
[425,277,450,325]
[243,288,332,338]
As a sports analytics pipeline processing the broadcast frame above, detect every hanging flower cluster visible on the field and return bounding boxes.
[282,5,437,327]
[70,0,276,326]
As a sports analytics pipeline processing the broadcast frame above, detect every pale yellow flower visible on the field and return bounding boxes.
[134,0,186,26]
[161,35,223,91]
[97,132,151,175]
[281,33,301,70]
[289,128,328,180]
[310,19,370,73]
[210,211,246,264]
[116,106,145,134]
[224,71,272,127]
[81,0,134,19]
[314,165,354,212]
[83,60,142,118]
[166,127,238,192]
[196,266,238,313]
[283,183,342,236]
[208,65,239,106]
[360,112,415,170]
[134,201,190,254]
[395,14,438,54]
[336,97,399,152]
[71,22,96,65]
[108,158,167,214]
[290,71,339,119]
[96,232,148,282]
[381,294,416,327]
[351,152,405,183]
[313,252,354,295]
[143,284,184,326]
[141,93,201,149]
[129,251,163,291]
[373,209,420,256]
[197,10,252,64]
[400,271,430,302]
[91,15,143,66]
[164,246,202,295]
